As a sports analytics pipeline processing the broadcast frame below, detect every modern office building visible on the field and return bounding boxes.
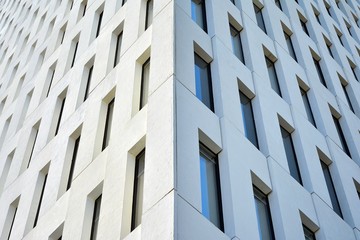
[0,0,360,239]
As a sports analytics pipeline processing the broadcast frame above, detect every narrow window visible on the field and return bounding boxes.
[194,54,214,111]
[254,4,267,33]
[313,58,327,87]
[131,150,145,230]
[191,0,207,32]
[229,24,245,64]
[46,66,56,97]
[349,63,359,82]
[139,59,150,110]
[0,151,14,193]
[321,161,343,218]
[265,57,282,96]
[26,124,40,169]
[303,225,316,240]
[33,173,48,227]
[281,127,302,185]
[239,91,258,148]
[332,115,351,158]
[95,11,103,38]
[90,195,102,240]
[122,0,127,6]
[102,99,114,150]
[145,0,153,30]
[67,136,80,190]
[354,180,360,200]
[253,186,275,240]
[113,32,123,67]
[341,83,354,113]
[284,31,297,61]
[325,40,334,58]
[275,0,282,10]
[199,144,223,230]
[84,65,93,101]
[55,97,66,136]
[71,40,79,68]
[1,198,19,240]
[0,116,11,148]
[300,88,316,127]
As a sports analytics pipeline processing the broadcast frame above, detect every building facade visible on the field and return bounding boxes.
[0,0,360,239]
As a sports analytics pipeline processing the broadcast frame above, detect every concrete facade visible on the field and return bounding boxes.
[0,0,359,239]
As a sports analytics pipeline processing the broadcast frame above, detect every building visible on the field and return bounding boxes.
[0,0,360,239]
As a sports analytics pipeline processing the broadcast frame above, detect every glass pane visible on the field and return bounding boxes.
[284,32,297,61]
[266,57,281,96]
[254,4,266,33]
[253,187,275,240]
[281,127,302,184]
[230,25,244,63]
[191,0,206,31]
[199,146,223,230]
[332,116,350,157]
[145,0,153,29]
[300,88,316,127]
[240,92,259,148]
[103,99,114,149]
[132,151,145,230]
[91,195,102,240]
[303,225,316,240]
[114,33,122,67]
[194,54,214,111]
[140,60,150,109]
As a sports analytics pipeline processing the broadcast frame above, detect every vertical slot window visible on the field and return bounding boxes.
[313,58,327,88]
[95,11,103,38]
[253,186,275,240]
[113,32,123,67]
[102,99,114,150]
[145,0,153,30]
[300,88,316,127]
[303,225,316,240]
[33,173,48,227]
[55,96,66,136]
[131,150,145,230]
[194,54,214,111]
[239,91,258,148]
[341,83,354,113]
[1,198,19,240]
[84,65,93,101]
[67,136,80,190]
[26,123,40,169]
[191,0,207,32]
[90,195,102,240]
[284,31,297,61]
[229,24,245,64]
[280,127,302,185]
[332,115,351,157]
[254,4,267,33]
[71,40,79,68]
[321,161,343,218]
[199,144,224,231]
[139,59,150,110]
[265,57,282,96]
[300,18,309,36]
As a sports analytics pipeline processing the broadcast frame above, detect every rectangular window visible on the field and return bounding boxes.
[313,58,327,88]
[321,161,343,218]
[254,4,266,33]
[67,136,80,190]
[71,40,79,68]
[84,66,93,101]
[46,66,56,98]
[194,54,214,111]
[102,99,114,150]
[131,150,145,230]
[1,198,19,240]
[26,125,40,168]
[55,97,66,136]
[300,88,316,127]
[33,173,48,227]
[350,63,359,82]
[284,31,297,61]
[90,195,102,240]
[191,0,207,32]
[265,57,281,96]
[199,144,223,230]
[303,225,316,240]
[275,0,282,10]
[332,115,351,157]
[113,32,123,67]
[145,0,153,30]
[326,42,334,58]
[281,127,302,185]
[95,11,103,38]
[341,83,354,113]
[229,24,245,64]
[239,91,258,148]
[139,59,150,110]
[253,186,275,240]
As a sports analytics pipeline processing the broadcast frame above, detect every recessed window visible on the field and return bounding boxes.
[199,144,223,231]
[2,198,19,240]
[54,96,66,136]
[321,161,343,218]
[229,24,245,64]
[300,87,316,127]
[332,115,351,158]
[102,99,114,150]
[145,0,153,30]
[71,40,79,68]
[33,172,48,227]
[313,58,327,88]
[26,123,40,169]
[194,53,214,111]
[280,127,302,185]
[84,65,93,101]
[191,0,207,32]
[254,4,266,33]
[67,136,80,190]
[113,32,123,67]
[253,186,275,240]
[90,195,102,240]
[139,59,150,110]
[275,0,282,10]
[284,31,297,61]
[239,91,258,148]
[265,56,281,96]
[95,11,103,38]
[341,82,354,113]
[131,150,145,230]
